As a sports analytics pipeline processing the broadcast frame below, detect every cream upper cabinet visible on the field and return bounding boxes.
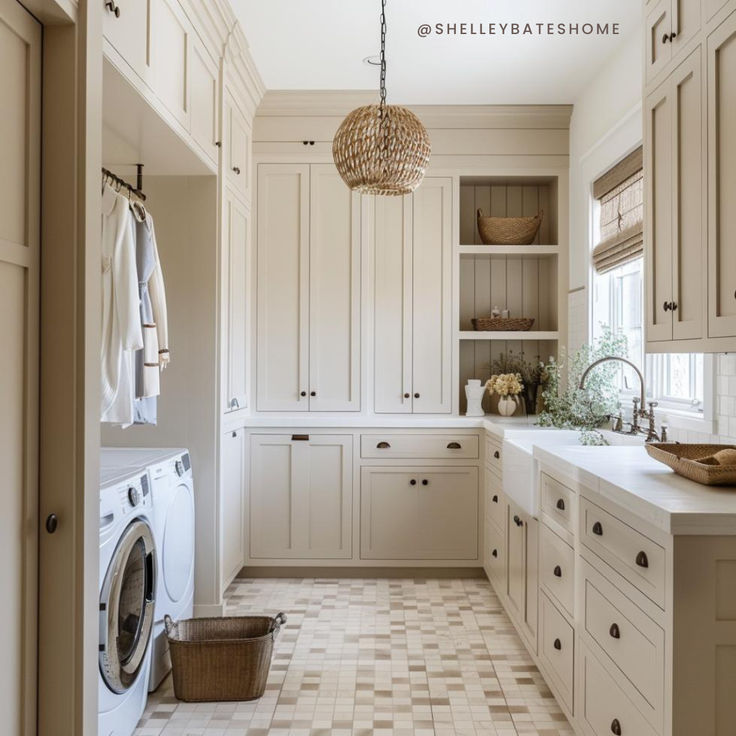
[221,427,244,585]
[645,48,705,346]
[256,163,360,412]
[225,90,251,202]
[646,0,702,86]
[103,0,151,80]
[222,192,249,412]
[708,11,736,338]
[249,434,352,560]
[373,177,452,414]
[189,38,218,166]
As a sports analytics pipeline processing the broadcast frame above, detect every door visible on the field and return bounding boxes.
[221,428,244,585]
[645,79,675,343]
[189,38,218,166]
[256,164,310,410]
[309,164,361,411]
[225,90,251,201]
[646,0,673,84]
[671,49,705,341]
[507,501,526,623]
[102,0,151,80]
[708,11,736,338]
[0,2,40,733]
[373,195,413,413]
[411,177,452,413]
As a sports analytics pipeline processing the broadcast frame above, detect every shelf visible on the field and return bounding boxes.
[458,244,559,257]
[459,331,560,341]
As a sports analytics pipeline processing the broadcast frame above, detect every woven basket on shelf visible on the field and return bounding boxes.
[165,613,286,702]
[646,444,736,486]
[476,209,543,245]
[471,317,535,332]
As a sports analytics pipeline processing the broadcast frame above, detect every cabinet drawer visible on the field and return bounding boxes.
[485,436,502,474]
[583,562,665,724]
[485,518,506,589]
[539,593,574,714]
[361,434,479,459]
[540,473,575,532]
[485,471,505,530]
[580,497,666,608]
[539,524,575,617]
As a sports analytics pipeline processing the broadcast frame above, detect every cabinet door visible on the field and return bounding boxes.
[411,177,452,413]
[189,39,218,166]
[373,195,413,413]
[671,0,702,57]
[221,428,244,584]
[103,0,151,80]
[708,12,736,338]
[646,0,673,84]
[645,80,675,343]
[225,91,251,202]
[360,467,478,560]
[256,164,310,410]
[224,194,249,412]
[672,49,705,341]
[150,0,191,128]
[309,165,360,411]
[507,501,526,623]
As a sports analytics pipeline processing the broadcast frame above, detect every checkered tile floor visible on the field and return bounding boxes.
[135,578,573,735]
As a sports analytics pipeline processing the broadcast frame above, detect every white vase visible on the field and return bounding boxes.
[465,379,485,417]
[497,395,519,417]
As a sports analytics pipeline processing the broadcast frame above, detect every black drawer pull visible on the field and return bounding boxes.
[291,434,309,441]
[422,479,429,486]
[611,718,622,735]
[410,479,417,486]
[376,441,391,449]
[492,548,498,558]
[310,390,316,397]
[513,515,524,528]
[553,565,562,578]
[447,442,462,449]
[493,450,500,459]
[592,521,603,536]
[300,390,307,397]
[492,494,498,503]
[414,392,420,399]
[105,0,120,17]
[609,623,621,639]
[636,551,649,568]
[231,431,237,438]
[556,498,565,511]
[404,392,410,398]
[45,514,59,534]
[232,166,241,175]
[553,638,562,651]
[662,32,670,43]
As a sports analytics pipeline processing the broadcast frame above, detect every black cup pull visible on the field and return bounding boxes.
[611,718,622,735]
[553,565,562,578]
[291,434,309,442]
[609,622,621,639]
[376,441,391,449]
[592,521,603,536]
[636,550,649,568]
[492,548,498,558]
[45,514,59,534]
[494,450,500,459]
[410,479,417,486]
[447,442,462,449]
[553,638,562,651]
[556,498,565,511]
[492,494,498,503]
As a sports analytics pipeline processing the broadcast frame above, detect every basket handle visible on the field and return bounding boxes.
[270,612,287,636]
[164,614,177,637]
[477,209,485,218]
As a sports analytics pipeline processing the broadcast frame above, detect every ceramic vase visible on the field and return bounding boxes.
[465,379,485,417]
[497,394,520,417]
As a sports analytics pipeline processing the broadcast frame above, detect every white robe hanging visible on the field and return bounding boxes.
[101,185,143,425]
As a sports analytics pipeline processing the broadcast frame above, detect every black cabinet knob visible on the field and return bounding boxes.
[45,514,59,534]
[609,623,621,639]
[671,301,678,311]
[422,479,429,486]
[492,494,498,503]
[553,638,562,651]
[611,718,622,735]
[300,391,307,397]
[233,166,241,175]
[592,521,603,536]
[513,515,524,527]
[553,565,562,578]
[231,431,237,438]
[410,479,417,486]
[105,1,120,17]
[377,441,391,449]
[447,442,462,449]
[414,392,420,399]
[494,450,500,459]
[662,32,670,43]
[669,31,677,41]
[404,392,410,398]
[636,550,649,568]
[310,391,316,397]
[663,300,671,312]
[492,548,498,558]
[556,498,565,511]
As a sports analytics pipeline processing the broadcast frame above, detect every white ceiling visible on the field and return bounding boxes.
[232,0,642,105]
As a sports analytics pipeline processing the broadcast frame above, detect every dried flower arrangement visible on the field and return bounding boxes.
[485,373,523,396]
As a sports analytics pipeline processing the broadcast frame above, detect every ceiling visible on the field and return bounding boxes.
[232,0,642,105]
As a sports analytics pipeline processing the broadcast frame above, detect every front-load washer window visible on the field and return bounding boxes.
[163,482,195,602]
[100,519,156,694]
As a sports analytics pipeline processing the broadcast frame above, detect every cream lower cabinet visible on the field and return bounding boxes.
[256,164,360,411]
[360,466,478,560]
[248,434,352,560]
[221,427,245,586]
[373,177,452,414]
[506,500,539,649]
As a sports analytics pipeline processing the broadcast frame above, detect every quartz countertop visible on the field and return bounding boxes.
[534,444,736,535]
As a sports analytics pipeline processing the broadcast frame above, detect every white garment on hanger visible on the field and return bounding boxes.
[100,184,143,425]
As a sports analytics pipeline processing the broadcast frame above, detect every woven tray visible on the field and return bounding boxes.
[646,443,736,486]
[476,209,543,245]
[471,317,535,331]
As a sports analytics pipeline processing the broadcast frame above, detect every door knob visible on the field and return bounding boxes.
[45,514,59,534]
[414,392,420,399]
[492,494,498,503]
[636,550,649,568]
[553,565,562,578]
[609,622,621,639]
[494,450,500,459]
[404,392,410,399]
[300,391,307,397]
[492,548,498,558]
[663,301,671,312]
[422,479,429,486]
[310,391,316,397]
[553,638,562,651]
[592,521,603,536]
[610,718,622,735]
[410,479,417,486]
[556,498,565,511]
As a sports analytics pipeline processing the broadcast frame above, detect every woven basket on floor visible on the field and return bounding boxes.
[471,317,535,331]
[164,612,286,702]
[476,209,543,245]
[646,444,736,486]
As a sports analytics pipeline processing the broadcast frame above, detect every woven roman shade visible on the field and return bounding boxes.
[592,147,643,274]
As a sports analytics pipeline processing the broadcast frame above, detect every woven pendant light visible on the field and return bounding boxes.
[333,0,431,196]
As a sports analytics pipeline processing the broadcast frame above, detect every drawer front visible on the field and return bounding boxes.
[540,472,575,532]
[539,524,575,616]
[539,592,574,713]
[361,434,479,460]
[486,518,506,589]
[485,471,505,530]
[580,497,666,607]
[581,644,658,736]
[485,436,502,474]
[583,562,665,723]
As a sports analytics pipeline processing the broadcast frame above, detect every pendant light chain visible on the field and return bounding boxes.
[379,0,387,112]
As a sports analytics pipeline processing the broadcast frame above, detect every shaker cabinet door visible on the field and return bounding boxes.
[189,39,218,165]
[646,0,673,84]
[221,428,244,585]
[103,0,151,81]
[226,92,251,202]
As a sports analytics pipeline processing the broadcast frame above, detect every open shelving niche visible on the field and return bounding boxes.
[456,175,565,414]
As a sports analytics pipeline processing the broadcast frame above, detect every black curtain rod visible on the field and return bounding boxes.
[102,164,146,201]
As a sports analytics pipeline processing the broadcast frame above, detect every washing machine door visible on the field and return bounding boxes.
[99,519,156,694]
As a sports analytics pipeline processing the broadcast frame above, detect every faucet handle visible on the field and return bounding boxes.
[648,401,659,410]
[633,396,640,406]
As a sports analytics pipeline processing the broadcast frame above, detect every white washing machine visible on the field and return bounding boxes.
[101,448,195,691]
[99,467,157,736]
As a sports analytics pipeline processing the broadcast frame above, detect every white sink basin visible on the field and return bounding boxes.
[500,428,643,516]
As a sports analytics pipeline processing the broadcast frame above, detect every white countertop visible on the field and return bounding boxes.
[534,444,736,535]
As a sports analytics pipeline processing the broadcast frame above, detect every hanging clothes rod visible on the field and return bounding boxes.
[102,163,146,201]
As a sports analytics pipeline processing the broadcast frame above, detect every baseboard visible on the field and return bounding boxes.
[193,602,225,617]
[235,566,486,579]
